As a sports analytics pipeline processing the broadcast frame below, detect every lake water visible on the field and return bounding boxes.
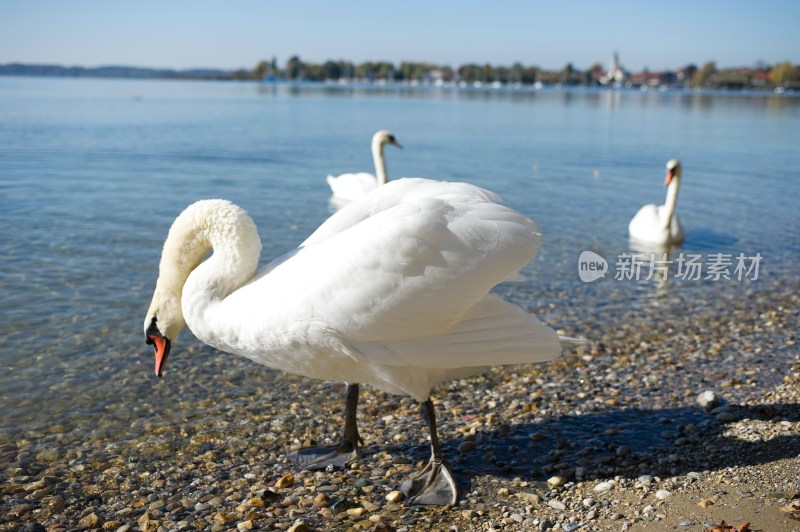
[1,77,799,441]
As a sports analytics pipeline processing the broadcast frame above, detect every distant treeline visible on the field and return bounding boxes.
[0,63,231,80]
[239,57,800,90]
[3,58,799,90]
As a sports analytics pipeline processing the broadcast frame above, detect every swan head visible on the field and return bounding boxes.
[144,289,184,378]
[664,159,682,186]
[372,130,402,151]
[142,199,261,378]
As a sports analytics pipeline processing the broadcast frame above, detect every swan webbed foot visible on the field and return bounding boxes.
[398,398,459,506]
[286,383,362,471]
[399,458,458,506]
[285,439,361,470]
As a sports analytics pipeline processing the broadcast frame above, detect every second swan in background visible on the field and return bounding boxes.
[629,159,685,247]
[327,130,402,205]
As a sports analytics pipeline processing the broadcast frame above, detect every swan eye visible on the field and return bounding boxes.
[145,316,162,343]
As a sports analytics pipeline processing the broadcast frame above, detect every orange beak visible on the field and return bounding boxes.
[664,169,674,186]
[149,335,171,377]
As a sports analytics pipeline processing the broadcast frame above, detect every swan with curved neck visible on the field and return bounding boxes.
[144,178,570,506]
[326,130,401,203]
[628,159,685,246]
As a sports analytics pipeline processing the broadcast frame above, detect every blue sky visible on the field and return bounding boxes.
[1,1,798,71]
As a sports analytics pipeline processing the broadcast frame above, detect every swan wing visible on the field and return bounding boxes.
[245,180,541,346]
[628,204,684,244]
[326,172,378,201]
[307,178,501,247]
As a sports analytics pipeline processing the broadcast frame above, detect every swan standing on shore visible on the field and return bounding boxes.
[326,130,401,203]
[144,178,568,505]
[628,159,685,246]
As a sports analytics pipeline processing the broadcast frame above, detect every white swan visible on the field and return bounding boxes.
[628,159,685,246]
[144,178,568,505]
[326,130,401,203]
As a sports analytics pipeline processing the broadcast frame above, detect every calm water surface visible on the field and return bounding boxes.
[1,77,799,437]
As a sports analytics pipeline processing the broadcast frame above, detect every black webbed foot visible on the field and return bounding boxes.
[285,383,363,471]
[285,439,361,470]
[399,458,458,505]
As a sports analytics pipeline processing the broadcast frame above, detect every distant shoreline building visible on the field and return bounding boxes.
[600,51,627,86]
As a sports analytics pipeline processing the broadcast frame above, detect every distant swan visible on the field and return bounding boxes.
[628,159,685,246]
[144,178,571,506]
[326,130,401,203]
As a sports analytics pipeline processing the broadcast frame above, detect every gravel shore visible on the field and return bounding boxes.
[2,279,798,531]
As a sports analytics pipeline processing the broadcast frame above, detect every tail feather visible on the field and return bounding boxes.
[558,335,588,348]
[359,294,564,369]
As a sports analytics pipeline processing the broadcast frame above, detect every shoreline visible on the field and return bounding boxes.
[1,281,798,531]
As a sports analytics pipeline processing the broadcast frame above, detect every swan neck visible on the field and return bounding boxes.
[372,138,388,185]
[161,201,261,327]
[662,176,681,228]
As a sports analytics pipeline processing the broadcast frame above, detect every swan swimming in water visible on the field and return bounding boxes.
[144,177,570,505]
[326,130,401,204]
[628,159,685,247]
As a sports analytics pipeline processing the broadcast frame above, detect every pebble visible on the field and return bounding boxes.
[385,490,404,503]
[78,513,100,528]
[655,489,672,500]
[362,500,379,511]
[274,473,295,488]
[530,432,547,442]
[697,390,720,411]
[547,499,566,511]
[698,496,718,508]
[458,441,476,453]
[286,522,310,532]
[547,475,565,487]
[594,481,615,493]
[35,448,59,462]
[312,493,330,507]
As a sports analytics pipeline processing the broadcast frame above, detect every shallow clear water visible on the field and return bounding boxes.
[1,77,798,437]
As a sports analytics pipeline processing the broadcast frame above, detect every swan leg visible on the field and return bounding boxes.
[285,383,363,470]
[399,399,459,506]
